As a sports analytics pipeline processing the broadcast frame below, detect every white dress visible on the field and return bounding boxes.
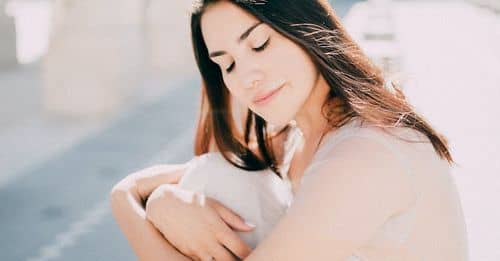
[178,118,469,260]
[298,118,468,260]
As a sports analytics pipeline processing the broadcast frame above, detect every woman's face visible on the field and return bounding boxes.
[201,1,320,126]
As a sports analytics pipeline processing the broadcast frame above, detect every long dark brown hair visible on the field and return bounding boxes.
[192,0,453,178]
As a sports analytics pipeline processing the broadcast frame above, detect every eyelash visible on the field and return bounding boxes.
[225,38,271,73]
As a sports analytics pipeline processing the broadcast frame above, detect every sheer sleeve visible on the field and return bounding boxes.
[243,130,420,260]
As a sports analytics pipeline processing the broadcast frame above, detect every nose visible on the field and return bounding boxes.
[240,56,265,89]
[247,79,261,89]
[242,69,265,89]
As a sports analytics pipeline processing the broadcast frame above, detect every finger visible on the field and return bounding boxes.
[185,251,200,261]
[172,246,198,261]
[214,222,252,259]
[208,198,256,232]
[197,252,215,261]
[164,240,199,261]
[208,240,237,261]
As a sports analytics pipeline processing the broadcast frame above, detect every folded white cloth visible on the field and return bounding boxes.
[178,152,294,249]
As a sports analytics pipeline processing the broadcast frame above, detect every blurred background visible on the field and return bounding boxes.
[0,0,498,260]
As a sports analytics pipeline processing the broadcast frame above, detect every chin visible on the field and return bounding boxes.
[251,103,297,127]
[262,114,295,128]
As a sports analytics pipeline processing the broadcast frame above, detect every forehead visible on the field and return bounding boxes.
[201,1,260,50]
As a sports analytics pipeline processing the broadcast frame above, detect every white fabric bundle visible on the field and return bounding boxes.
[178,152,294,249]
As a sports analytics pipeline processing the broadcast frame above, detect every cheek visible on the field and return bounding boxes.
[270,39,317,87]
[223,77,249,105]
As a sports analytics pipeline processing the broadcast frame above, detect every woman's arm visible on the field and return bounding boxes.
[109,164,192,261]
[243,136,418,260]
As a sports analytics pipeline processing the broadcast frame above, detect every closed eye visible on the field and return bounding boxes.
[225,38,271,73]
[253,38,270,52]
[225,62,235,73]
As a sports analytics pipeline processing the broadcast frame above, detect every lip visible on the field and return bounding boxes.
[252,83,286,105]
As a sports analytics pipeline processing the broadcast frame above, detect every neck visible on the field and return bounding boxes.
[294,75,332,152]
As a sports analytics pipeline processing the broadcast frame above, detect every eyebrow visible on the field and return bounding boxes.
[209,21,264,58]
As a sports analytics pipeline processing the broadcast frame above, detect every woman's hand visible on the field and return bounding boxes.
[110,163,193,260]
[145,184,255,261]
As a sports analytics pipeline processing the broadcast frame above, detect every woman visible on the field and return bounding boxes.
[110,0,469,260]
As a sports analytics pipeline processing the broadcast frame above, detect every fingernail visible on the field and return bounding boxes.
[245,221,256,228]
